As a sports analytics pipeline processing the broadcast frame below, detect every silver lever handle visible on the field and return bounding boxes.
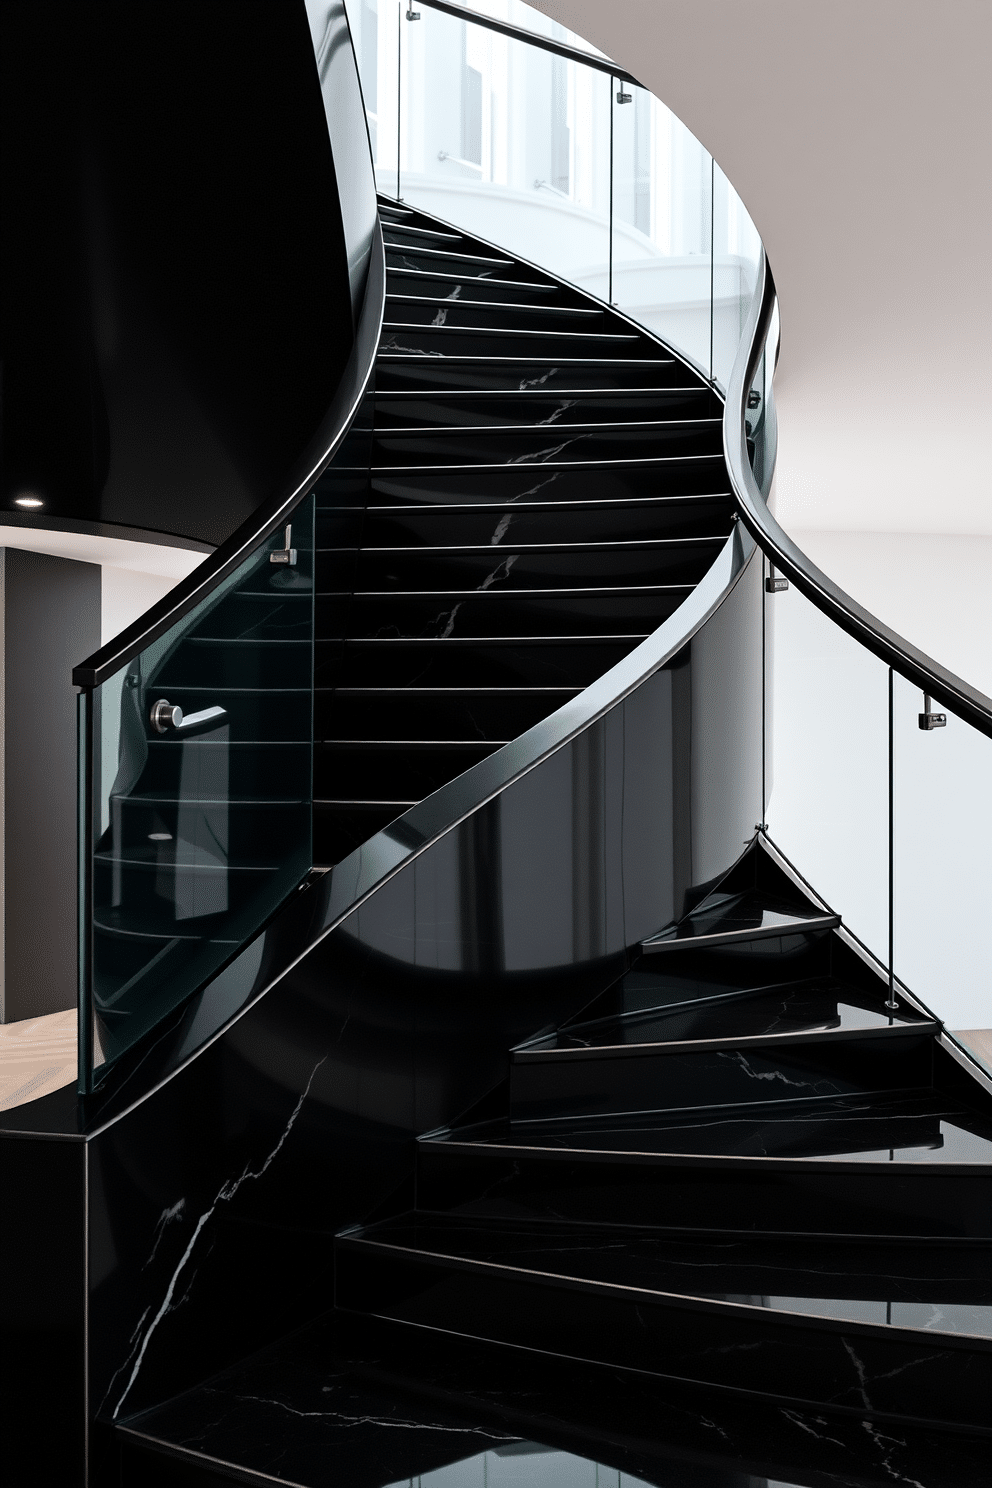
[150,700,227,734]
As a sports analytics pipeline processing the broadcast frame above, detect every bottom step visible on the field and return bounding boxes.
[336,1217,992,1433]
[117,1309,991,1488]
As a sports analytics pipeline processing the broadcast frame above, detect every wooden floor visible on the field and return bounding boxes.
[0,1008,77,1111]
[955,1028,992,1080]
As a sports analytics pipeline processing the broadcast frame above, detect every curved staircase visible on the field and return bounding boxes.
[117,201,992,1488]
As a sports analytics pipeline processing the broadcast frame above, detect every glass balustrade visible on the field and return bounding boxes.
[345,0,761,387]
[77,497,316,1091]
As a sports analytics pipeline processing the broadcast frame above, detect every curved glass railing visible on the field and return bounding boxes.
[728,255,992,1081]
[344,0,760,390]
[74,0,383,1093]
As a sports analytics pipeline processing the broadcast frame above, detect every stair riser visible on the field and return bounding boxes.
[375,360,686,393]
[345,547,717,594]
[335,1243,992,1432]
[384,301,607,332]
[315,592,688,643]
[317,639,638,689]
[313,691,570,741]
[416,1146,992,1239]
[385,271,564,303]
[509,1035,933,1123]
[346,504,733,547]
[373,388,720,427]
[372,426,722,466]
[368,461,730,503]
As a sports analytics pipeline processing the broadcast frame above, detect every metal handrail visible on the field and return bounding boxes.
[72,222,386,690]
[408,0,640,87]
[724,251,992,741]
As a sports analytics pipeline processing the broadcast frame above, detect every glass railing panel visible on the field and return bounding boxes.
[387,1,613,290]
[764,578,890,968]
[892,673,992,1048]
[80,497,316,1090]
[348,0,398,189]
[712,161,762,392]
[610,84,713,378]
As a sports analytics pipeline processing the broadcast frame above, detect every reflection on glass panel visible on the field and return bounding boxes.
[712,162,762,391]
[610,84,713,378]
[765,581,889,966]
[383,2,612,290]
[893,674,992,1036]
[83,498,316,1085]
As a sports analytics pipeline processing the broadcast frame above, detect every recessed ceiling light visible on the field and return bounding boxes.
[14,495,44,509]
[148,832,173,841]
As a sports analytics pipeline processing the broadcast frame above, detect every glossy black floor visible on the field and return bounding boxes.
[313,196,732,863]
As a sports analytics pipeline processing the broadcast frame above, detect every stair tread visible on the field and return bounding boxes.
[514,975,934,1058]
[641,888,839,951]
[348,1213,992,1338]
[436,1090,992,1166]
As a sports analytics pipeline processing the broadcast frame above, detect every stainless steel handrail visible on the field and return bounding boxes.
[724,251,992,741]
[408,0,640,87]
[72,222,385,691]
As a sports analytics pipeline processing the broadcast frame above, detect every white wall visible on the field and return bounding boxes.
[0,526,205,645]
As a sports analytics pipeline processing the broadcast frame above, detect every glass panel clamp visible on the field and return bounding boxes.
[919,694,947,730]
[270,523,298,566]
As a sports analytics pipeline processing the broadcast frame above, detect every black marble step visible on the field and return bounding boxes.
[347,540,719,594]
[386,265,562,300]
[319,636,642,689]
[349,500,733,548]
[349,502,731,552]
[428,1081,992,1169]
[516,976,934,1059]
[373,386,720,428]
[322,588,689,642]
[384,244,517,271]
[346,1212,992,1336]
[381,328,647,362]
[418,1116,992,1245]
[507,1023,936,1125]
[375,356,683,393]
[382,222,464,246]
[641,888,840,953]
[372,421,722,466]
[385,294,604,330]
[368,459,729,504]
[116,1307,992,1488]
[335,1221,992,1432]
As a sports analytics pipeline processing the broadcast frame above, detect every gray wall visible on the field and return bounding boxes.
[1,548,100,1021]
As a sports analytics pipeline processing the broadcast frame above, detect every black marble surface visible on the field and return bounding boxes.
[336,1239,992,1432]
[350,1214,992,1337]
[642,890,837,950]
[119,1311,992,1488]
[486,1090,992,1163]
[520,977,931,1054]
